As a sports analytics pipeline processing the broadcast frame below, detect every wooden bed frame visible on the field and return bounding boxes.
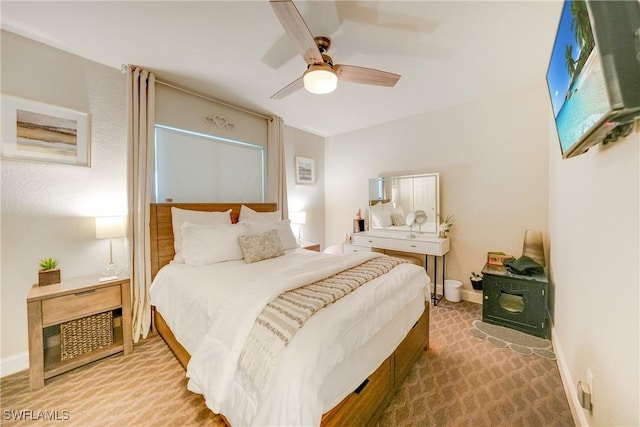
[149,202,429,427]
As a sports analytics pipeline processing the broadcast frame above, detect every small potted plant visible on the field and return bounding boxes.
[437,214,454,238]
[38,257,60,286]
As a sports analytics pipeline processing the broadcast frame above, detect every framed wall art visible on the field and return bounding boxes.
[1,95,91,166]
[295,156,315,184]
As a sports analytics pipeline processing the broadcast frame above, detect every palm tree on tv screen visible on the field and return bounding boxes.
[568,0,595,78]
[564,44,576,77]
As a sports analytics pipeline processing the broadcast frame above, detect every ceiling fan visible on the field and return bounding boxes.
[269,0,401,99]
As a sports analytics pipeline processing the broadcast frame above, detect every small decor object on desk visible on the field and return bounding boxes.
[353,209,365,233]
[38,257,60,286]
[437,214,454,238]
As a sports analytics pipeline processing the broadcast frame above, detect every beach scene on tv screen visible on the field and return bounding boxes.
[547,0,609,153]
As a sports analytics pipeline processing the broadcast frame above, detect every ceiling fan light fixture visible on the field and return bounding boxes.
[303,64,338,95]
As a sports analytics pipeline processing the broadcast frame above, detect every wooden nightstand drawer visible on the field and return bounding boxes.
[42,285,121,327]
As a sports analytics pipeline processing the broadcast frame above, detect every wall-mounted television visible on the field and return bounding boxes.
[546,0,640,159]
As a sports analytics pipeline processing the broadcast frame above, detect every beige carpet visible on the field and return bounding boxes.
[1,301,573,426]
[377,301,573,427]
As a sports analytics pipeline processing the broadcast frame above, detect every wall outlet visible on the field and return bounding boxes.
[586,368,594,402]
[578,381,592,411]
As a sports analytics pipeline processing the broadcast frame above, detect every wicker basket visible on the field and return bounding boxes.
[60,311,114,361]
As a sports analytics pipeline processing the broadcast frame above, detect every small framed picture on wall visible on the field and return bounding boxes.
[1,95,91,166]
[295,156,315,184]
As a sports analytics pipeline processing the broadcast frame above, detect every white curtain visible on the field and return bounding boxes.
[269,116,288,218]
[126,65,155,342]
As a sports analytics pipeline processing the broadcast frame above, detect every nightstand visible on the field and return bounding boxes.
[481,263,549,338]
[301,242,320,252]
[27,275,133,390]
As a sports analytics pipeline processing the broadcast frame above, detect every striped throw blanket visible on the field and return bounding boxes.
[238,255,407,392]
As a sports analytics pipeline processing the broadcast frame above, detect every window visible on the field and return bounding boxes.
[154,125,265,203]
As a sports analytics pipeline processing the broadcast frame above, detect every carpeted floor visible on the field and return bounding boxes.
[1,300,573,426]
[377,301,573,427]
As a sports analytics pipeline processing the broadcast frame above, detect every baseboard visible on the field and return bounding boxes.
[461,289,482,304]
[429,284,483,305]
[1,351,29,377]
[551,323,589,427]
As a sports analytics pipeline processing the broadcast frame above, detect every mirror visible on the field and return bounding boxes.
[368,173,439,235]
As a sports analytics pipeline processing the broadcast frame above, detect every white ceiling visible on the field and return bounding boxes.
[1,1,563,137]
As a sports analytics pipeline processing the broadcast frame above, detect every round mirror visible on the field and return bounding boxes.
[405,211,416,226]
[415,210,427,225]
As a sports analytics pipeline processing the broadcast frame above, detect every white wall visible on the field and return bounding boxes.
[549,123,639,426]
[284,126,325,249]
[325,82,550,296]
[1,31,127,367]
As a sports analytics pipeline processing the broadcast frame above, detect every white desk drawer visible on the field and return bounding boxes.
[342,243,372,254]
[353,233,448,256]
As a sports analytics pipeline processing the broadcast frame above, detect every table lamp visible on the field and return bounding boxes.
[290,211,306,243]
[95,216,126,278]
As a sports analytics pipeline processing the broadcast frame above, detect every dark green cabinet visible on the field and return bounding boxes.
[481,263,549,338]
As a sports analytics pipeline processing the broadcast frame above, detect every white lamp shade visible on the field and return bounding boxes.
[95,216,126,239]
[290,211,307,225]
[303,65,338,94]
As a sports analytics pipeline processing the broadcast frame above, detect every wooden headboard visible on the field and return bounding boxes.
[149,203,278,279]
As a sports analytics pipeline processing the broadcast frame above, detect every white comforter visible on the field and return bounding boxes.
[150,249,427,426]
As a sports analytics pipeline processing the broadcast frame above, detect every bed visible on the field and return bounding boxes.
[149,203,430,426]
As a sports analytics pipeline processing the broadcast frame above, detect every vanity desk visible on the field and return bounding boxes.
[346,231,450,306]
[356,172,448,305]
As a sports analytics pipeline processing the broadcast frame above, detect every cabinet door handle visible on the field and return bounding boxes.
[367,240,373,243]
[73,289,96,296]
[410,245,417,248]
[354,378,369,395]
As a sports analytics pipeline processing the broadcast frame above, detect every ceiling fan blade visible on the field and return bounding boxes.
[334,64,401,87]
[270,0,324,65]
[271,77,304,99]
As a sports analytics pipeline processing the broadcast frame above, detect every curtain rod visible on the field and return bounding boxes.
[122,64,272,121]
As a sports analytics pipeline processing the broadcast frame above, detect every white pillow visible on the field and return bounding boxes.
[371,202,392,228]
[171,207,232,263]
[240,219,299,250]
[391,206,406,226]
[238,205,281,222]
[381,202,394,227]
[370,211,384,228]
[180,222,247,266]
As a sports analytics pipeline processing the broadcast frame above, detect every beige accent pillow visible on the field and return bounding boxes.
[238,229,284,264]
[171,207,232,263]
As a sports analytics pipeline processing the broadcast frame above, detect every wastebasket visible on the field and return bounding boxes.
[444,279,463,302]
